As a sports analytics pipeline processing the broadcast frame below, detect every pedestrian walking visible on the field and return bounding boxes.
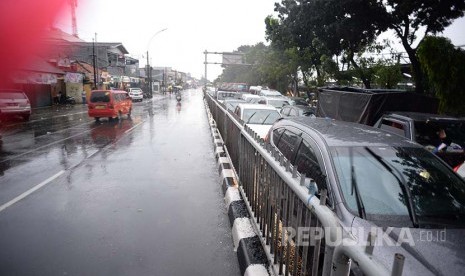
[56,91,62,104]
[81,89,86,104]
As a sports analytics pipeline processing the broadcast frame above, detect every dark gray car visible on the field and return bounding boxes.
[280,105,316,117]
[267,117,465,275]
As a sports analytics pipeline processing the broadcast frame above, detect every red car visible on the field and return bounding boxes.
[87,90,132,121]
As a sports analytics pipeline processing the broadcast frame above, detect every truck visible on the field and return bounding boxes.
[317,87,465,170]
[317,86,439,126]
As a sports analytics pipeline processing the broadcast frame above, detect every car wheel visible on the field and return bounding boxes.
[117,111,122,121]
[95,117,100,122]
[128,108,132,118]
[23,114,30,121]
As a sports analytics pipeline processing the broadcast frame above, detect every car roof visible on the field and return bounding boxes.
[223,99,246,103]
[237,103,278,110]
[385,112,464,122]
[289,105,314,112]
[278,117,421,147]
[260,90,282,95]
[217,90,239,93]
[262,97,288,100]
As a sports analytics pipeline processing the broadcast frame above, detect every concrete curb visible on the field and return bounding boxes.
[204,100,269,276]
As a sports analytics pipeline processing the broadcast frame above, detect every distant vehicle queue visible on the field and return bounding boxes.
[206,84,465,275]
[206,84,465,180]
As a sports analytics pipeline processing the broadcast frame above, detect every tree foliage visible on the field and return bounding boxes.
[266,0,465,93]
[381,0,465,93]
[215,43,295,93]
[417,36,465,115]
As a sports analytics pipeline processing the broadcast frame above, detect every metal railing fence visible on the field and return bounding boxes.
[205,93,403,276]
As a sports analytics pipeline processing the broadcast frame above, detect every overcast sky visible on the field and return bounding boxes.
[55,0,465,81]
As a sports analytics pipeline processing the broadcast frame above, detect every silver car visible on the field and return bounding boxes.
[127,88,143,102]
[267,117,465,275]
[0,89,32,121]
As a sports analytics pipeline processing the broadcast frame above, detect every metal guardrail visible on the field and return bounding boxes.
[205,93,403,276]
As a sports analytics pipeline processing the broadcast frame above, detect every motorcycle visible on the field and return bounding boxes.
[64,95,76,105]
[57,95,76,105]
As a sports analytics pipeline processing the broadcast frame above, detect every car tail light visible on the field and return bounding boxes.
[454,164,460,172]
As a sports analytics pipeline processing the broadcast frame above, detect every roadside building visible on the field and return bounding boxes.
[10,56,65,107]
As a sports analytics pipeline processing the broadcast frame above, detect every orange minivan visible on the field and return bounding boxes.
[87,90,132,121]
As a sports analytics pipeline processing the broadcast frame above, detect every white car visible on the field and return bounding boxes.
[234,103,282,138]
[241,94,261,103]
[257,97,291,112]
[127,88,143,102]
[216,91,241,103]
[0,89,32,121]
[258,89,284,98]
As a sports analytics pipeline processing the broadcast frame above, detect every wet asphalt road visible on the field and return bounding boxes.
[0,89,240,275]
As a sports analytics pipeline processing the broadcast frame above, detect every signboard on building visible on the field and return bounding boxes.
[65,72,83,83]
[11,71,58,84]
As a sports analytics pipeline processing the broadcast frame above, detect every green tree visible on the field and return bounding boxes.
[381,0,465,94]
[270,0,465,92]
[265,3,335,88]
[417,36,465,115]
[215,43,293,93]
[298,0,389,88]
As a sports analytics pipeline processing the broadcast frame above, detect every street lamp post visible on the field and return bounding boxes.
[146,28,167,97]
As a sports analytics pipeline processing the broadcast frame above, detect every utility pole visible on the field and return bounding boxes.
[204,50,208,92]
[95,33,99,86]
[162,68,165,93]
[146,28,167,97]
[146,50,151,96]
[92,38,97,89]
[164,67,167,93]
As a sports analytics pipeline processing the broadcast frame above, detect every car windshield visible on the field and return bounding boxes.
[268,99,289,109]
[261,90,282,97]
[243,109,280,125]
[224,101,243,111]
[217,92,239,101]
[331,146,465,227]
[90,91,110,103]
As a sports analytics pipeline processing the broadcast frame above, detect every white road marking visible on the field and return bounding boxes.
[0,170,65,213]
[124,121,142,134]
[0,118,143,213]
[0,128,94,163]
